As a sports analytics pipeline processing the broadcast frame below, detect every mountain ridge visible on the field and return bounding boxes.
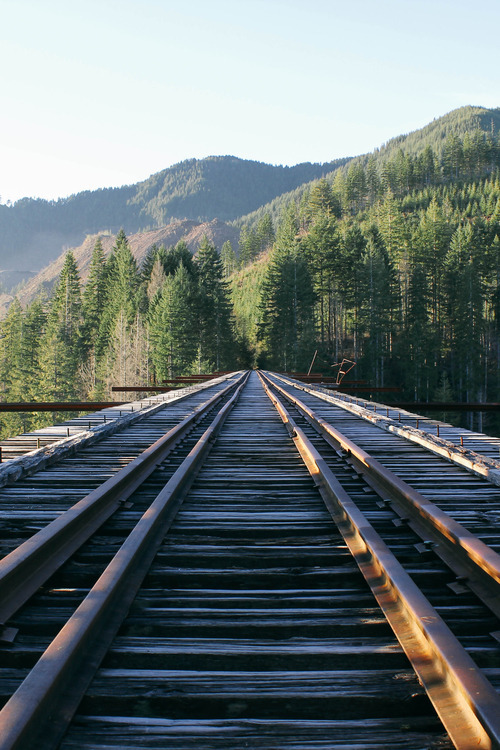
[1,104,499,296]
[0,155,347,286]
[234,104,500,229]
[4,219,239,315]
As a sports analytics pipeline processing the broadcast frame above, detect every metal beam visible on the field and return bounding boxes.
[0,402,127,412]
[388,402,500,411]
[112,386,176,393]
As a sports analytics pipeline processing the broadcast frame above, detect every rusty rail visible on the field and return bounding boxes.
[272,371,500,487]
[261,372,500,619]
[0,373,247,625]
[259,372,500,750]
[0,374,249,750]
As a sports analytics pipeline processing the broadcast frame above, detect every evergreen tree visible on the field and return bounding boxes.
[366,156,381,202]
[238,225,260,267]
[81,237,107,348]
[358,226,397,386]
[112,229,141,322]
[95,230,142,378]
[443,133,464,180]
[38,251,83,399]
[339,225,366,358]
[0,299,25,437]
[164,241,195,277]
[220,240,238,277]
[344,163,368,213]
[301,215,341,350]
[0,298,24,400]
[444,223,483,401]
[414,197,452,339]
[20,299,46,402]
[307,178,341,222]
[256,213,276,249]
[195,237,235,372]
[149,263,198,379]
[258,239,316,372]
[401,263,434,400]
[141,244,165,283]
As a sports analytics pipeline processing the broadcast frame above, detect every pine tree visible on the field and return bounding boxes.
[94,230,143,391]
[220,240,238,277]
[39,251,83,399]
[81,237,107,348]
[413,196,453,374]
[195,237,235,372]
[112,229,141,322]
[339,225,366,358]
[344,163,367,213]
[141,244,164,283]
[258,241,316,372]
[238,225,260,267]
[0,299,25,437]
[0,298,24,400]
[307,179,341,223]
[401,263,434,400]
[256,213,276,249]
[444,222,483,401]
[164,241,195,277]
[20,299,46,401]
[149,263,198,380]
[301,215,341,351]
[358,226,397,387]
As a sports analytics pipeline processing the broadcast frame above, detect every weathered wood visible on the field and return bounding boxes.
[60,716,451,750]
[2,371,500,749]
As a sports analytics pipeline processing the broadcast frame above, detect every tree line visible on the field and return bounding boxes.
[256,171,500,420]
[235,127,500,246]
[0,232,239,438]
[3,126,500,439]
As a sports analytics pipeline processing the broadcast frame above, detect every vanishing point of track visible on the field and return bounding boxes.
[0,371,499,749]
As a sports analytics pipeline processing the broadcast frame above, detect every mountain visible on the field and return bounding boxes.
[2,104,499,296]
[235,105,500,230]
[375,105,500,160]
[0,156,348,287]
[5,219,240,315]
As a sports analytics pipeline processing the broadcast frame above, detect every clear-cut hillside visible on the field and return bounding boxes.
[5,219,239,315]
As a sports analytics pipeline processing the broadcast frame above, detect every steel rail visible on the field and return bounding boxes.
[262,371,500,618]
[270,371,500,487]
[0,373,240,489]
[0,373,249,750]
[0,372,247,625]
[258,372,500,750]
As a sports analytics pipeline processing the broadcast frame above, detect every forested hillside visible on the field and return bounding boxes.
[0,156,345,285]
[3,105,500,439]
[6,219,239,315]
[251,123,500,423]
[235,105,500,231]
[0,232,244,438]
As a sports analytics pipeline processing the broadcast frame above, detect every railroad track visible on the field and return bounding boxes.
[0,371,499,749]
[0,377,237,462]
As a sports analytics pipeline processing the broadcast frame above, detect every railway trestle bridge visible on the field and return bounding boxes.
[0,370,499,749]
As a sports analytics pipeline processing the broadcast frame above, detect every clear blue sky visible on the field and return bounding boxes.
[1,0,499,203]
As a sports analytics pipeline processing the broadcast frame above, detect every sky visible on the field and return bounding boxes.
[0,0,499,204]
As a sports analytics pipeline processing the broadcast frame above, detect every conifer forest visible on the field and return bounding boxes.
[3,120,500,437]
